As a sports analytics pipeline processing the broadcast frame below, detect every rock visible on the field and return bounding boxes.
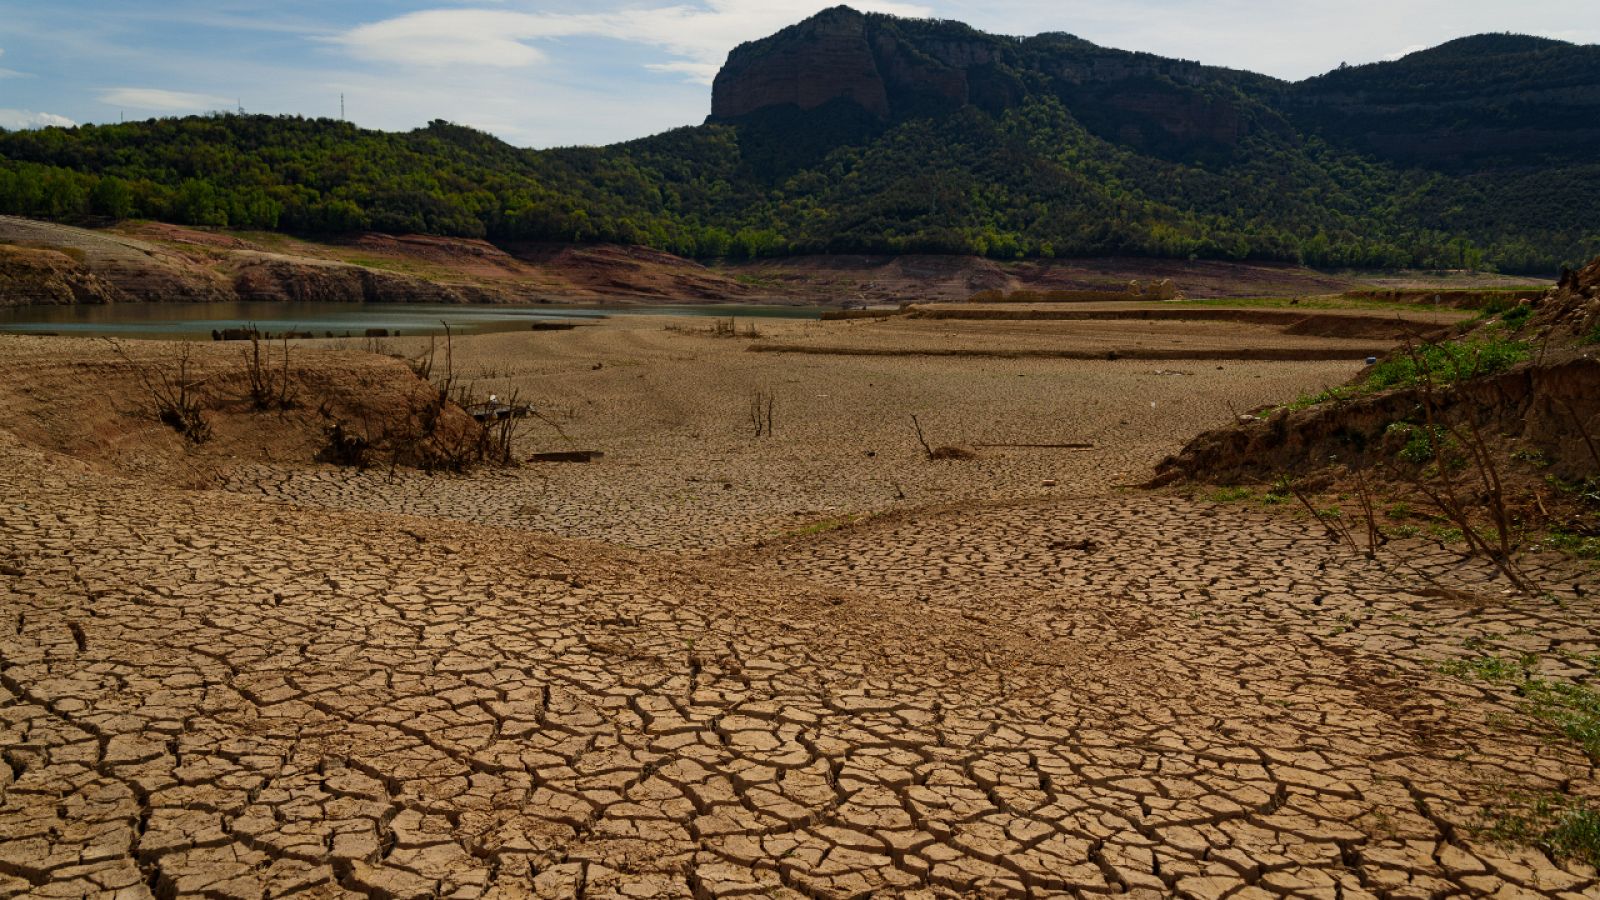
[712,7,891,119]
[0,244,121,306]
[709,6,1266,151]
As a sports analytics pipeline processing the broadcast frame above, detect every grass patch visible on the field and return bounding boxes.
[1474,297,1535,328]
[1282,385,1357,411]
[1386,422,1457,466]
[1482,795,1600,868]
[1206,486,1254,503]
[1440,653,1600,762]
[1273,336,1528,415]
[1545,530,1600,560]
[1182,296,1428,313]
[777,514,867,540]
[1364,337,1529,390]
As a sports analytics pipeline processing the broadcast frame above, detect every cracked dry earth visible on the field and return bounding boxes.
[3,334,1600,899]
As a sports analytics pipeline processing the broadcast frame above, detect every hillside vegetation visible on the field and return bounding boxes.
[0,9,1596,273]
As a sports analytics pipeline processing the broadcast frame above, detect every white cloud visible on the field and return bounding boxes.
[332,2,933,81]
[336,10,550,67]
[98,87,232,112]
[1382,44,1429,61]
[0,108,77,129]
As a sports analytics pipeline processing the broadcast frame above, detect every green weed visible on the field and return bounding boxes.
[1364,338,1529,391]
[1545,531,1600,560]
[1441,653,1600,762]
[1483,795,1600,868]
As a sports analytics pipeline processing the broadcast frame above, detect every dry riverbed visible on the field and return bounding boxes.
[1,315,1596,898]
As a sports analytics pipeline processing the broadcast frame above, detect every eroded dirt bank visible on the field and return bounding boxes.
[0,215,1547,309]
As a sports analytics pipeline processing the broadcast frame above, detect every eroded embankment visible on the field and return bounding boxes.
[1153,356,1600,485]
[907,304,1458,341]
[748,343,1393,361]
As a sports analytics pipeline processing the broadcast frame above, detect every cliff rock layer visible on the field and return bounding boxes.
[710,7,1600,171]
[712,8,891,119]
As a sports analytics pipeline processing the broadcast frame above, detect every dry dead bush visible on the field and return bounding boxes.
[106,338,211,445]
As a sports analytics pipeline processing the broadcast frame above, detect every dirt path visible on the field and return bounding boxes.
[1,327,1597,898]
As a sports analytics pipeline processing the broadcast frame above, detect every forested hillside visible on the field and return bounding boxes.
[1,7,1596,274]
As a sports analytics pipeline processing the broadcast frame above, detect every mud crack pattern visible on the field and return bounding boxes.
[3,428,1599,898]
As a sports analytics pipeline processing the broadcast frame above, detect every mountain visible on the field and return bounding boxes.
[1288,34,1600,170]
[711,6,1288,168]
[0,6,1596,274]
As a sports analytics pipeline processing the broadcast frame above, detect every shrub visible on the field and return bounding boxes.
[1365,338,1529,391]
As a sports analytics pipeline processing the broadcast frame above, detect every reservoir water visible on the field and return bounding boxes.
[0,301,820,340]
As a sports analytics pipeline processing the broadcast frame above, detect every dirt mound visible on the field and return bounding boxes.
[0,244,122,306]
[503,242,754,301]
[228,256,509,304]
[346,232,534,276]
[1154,357,1600,485]
[1155,257,1600,486]
[119,220,277,253]
[0,215,233,303]
[0,334,484,486]
[1523,255,1600,343]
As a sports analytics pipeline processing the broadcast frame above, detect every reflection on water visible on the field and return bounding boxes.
[0,301,819,339]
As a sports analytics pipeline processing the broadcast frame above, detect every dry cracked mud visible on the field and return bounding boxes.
[2,323,1598,899]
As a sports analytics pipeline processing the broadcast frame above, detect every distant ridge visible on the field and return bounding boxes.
[0,7,1596,273]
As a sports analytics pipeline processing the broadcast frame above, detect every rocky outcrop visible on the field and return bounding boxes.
[0,245,123,306]
[709,6,1276,153]
[712,7,891,119]
[229,257,496,305]
[0,216,232,304]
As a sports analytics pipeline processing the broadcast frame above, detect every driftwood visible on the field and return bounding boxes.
[528,450,604,463]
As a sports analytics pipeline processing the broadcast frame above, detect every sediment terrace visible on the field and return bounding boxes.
[1,316,1596,898]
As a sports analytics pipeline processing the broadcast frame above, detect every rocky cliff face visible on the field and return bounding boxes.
[709,6,1278,157]
[711,7,1599,169]
[712,7,892,119]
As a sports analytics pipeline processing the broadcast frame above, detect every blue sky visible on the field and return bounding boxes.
[2,1,1595,148]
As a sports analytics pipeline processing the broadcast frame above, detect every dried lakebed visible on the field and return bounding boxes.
[1,321,1596,899]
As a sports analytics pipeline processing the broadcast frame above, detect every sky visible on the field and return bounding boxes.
[1,1,1595,148]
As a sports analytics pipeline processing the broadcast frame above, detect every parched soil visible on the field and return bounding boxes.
[2,320,1597,898]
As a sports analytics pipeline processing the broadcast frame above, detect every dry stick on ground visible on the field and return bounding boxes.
[1280,476,1359,550]
[409,334,436,382]
[242,328,298,412]
[276,333,297,410]
[1559,398,1600,471]
[1400,344,1538,594]
[105,338,211,445]
[749,390,775,438]
[909,415,975,460]
[1351,465,1382,559]
[910,415,934,459]
[481,388,524,466]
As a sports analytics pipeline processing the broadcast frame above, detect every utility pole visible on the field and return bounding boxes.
[340,94,345,121]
